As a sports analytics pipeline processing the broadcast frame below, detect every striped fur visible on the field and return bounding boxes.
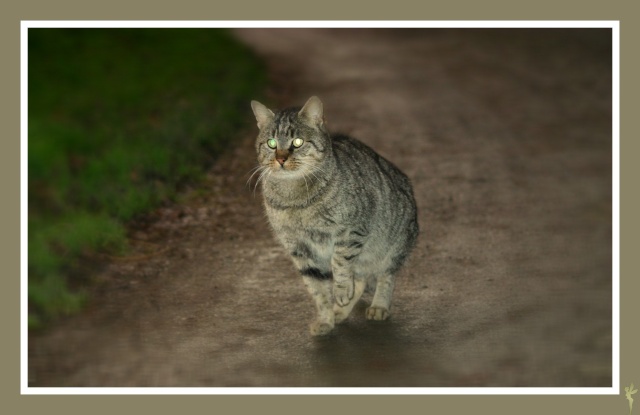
[251,96,418,336]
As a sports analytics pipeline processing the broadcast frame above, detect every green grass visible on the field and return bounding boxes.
[28,28,266,328]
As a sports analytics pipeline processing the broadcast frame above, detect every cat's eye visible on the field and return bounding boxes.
[267,138,277,149]
[293,138,304,148]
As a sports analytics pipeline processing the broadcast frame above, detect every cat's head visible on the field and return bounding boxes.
[251,96,331,178]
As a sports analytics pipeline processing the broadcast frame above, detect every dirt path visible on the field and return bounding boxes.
[29,28,613,387]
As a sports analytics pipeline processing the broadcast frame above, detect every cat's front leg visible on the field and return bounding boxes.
[332,269,354,307]
[301,272,335,335]
[332,231,366,307]
[334,277,366,323]
[289,242,336,335]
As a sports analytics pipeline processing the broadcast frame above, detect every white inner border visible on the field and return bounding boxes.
[20,20,621,396]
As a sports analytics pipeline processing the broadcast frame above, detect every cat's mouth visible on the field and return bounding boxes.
[270,159,305,177]
[273,161,296,172]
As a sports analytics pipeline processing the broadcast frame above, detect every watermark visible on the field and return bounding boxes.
[626,383,638,415]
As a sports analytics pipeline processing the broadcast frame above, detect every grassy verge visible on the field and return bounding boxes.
[28,28,266,328]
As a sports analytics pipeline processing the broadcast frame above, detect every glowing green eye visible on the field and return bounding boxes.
[267,139,277,149]
[292,138,304,148]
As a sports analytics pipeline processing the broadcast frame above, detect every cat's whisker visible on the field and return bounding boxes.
[298,161,325,184]
[253,171,265,196]
[295,160,317,174]
[306,166,324,182]
[254,168,271,197]
[245,165,265,189]
[245,164,262,176]
[301,171,311,206]
[300,159,326,175]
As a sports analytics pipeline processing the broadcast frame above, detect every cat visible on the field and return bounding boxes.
[250,96,418,336]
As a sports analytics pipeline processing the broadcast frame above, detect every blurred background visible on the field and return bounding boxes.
[28,28,266,328]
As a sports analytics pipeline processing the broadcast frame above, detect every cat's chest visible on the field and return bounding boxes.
[265,203,341,247]
[265,203,334,230]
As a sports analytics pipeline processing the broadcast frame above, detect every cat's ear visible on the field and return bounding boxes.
[299,96,324,127]
[251,100,275,130]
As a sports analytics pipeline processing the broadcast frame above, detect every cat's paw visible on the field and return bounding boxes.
[309,321,334,336]
[334,306,350,324]
[334,282,354,307]
[366,306,390,321]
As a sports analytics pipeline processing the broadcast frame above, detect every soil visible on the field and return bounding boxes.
[28,28,613,387]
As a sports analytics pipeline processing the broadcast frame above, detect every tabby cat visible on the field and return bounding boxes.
[250,96,418,336]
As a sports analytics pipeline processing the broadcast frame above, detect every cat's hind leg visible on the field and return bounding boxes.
[367,274,395,321]
[334,278,366,324]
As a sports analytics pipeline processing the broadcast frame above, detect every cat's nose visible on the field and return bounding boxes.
[275,149,289,167]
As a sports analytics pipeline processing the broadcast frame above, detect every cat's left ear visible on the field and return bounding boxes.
[251,100,275,130]
[299,96,324,127]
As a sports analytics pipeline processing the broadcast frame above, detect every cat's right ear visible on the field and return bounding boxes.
[251,100,275,130]
[299,96,324,127]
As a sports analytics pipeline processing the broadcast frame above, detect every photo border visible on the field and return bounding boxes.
[20,20,620,396]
